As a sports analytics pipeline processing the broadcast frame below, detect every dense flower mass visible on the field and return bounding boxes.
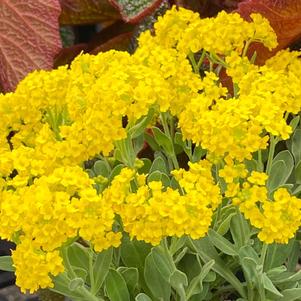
[0,5,301,293]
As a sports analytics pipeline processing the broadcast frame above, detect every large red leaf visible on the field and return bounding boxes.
[109,0,164,23]
[237,0,301,63]
[0,0,62,92]
[59,0,120,25]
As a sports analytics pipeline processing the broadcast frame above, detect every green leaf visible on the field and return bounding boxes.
[0,256,14,272]
[174,247,188,265]
[128,108,155,139]
[267,160,288,192]
[230,211,250,248]
[203,271,216,283]
[265,240,294,270]
[133,134,145,155]
[69,277,84,291]
[147,171,170,186]
[275,288,301,301]
[169,269,188,287]
[93,247,113,295]
[177,253,202,283]
[292,184,301,196]
[185,260,215,300]
[117,267,139,296]
[105,269,130,301]
[289,116,300,132]
[67,243,89,273]
[287,240,300,272]
[86,168,95,178]
[239,245,260,264]
[120,236,152,295]
[93,160,110,177]
[174,132,191,157]
[149,156,168,174]
[73,267,88,281]
[208,229,238,256]
[144,252,171,301]
[291,129,301,163]
[135,293,152,301]
[192,146,206,162]
[169,236,187,256]
[109,164,125,181]
[138,158,152,174]
[114,149,123,163]
[269,269,301,284]
[120,237,151,269]
[152,127,174,156]
[262,273,283,297]
[216,212,236,236]
[245,159,258,173]
[151,247,174,280]
[241,257,259,283]
[295,161,301,184]
[144,132,160,151]
[266,266,287,279]
[273,150,294,172]
[52,273,83,301]
[169,270,188,300]
[190,237,246,299]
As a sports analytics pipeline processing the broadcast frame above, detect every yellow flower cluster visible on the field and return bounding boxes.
[0,166,120,292]
[150,6,277,55]
[12,240,64,293]
[179,53,301,160]
[237,182,301,244]
[219,168,301,244]
[0,5,300,293]
[102,161,221,245]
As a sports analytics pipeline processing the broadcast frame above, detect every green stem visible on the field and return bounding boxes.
[188,51,199,74]
[212,283,246,298]
[80,286,103,301]
[257,150,264,172]
[89,249,96,295]
[197,49,206,69]
[242,39,252,57]
[61,248,102,301]
[260,243,268,268]
[160,113,179,170]
[61,247,77,279]
[247,281,255,301]
[266,135,278,174]
[210,52,228,68]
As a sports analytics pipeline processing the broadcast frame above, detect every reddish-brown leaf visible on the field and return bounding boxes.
[0,0,62,92]
[87,20,133,49]
[173,0,237,16]
[54,43,88,68]
[237,0,301,63]
[109,0,164,23]
[90,32,133,53]
[59,0,120,25]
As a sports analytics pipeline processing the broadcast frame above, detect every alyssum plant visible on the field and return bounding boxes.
[0,5,301,301]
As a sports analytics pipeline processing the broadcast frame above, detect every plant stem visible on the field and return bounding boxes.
[257,150,264,172]
[89,249,96,295]
[266,135,278,174]
[160,113,179,170]
[260,243,268,268]
[242,39,251,57]
[188,51,199,74]
[197,49,206,69]
[61,248,102,301]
